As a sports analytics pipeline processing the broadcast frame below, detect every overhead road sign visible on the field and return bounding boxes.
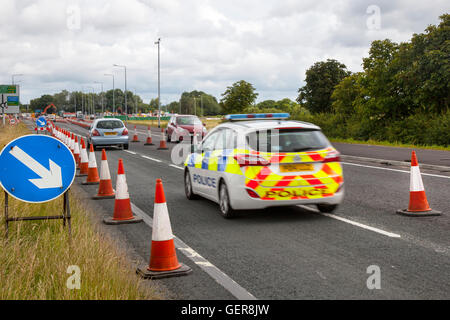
[0,135,76,203]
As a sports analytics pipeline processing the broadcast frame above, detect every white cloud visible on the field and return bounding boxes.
[0,0,448,105]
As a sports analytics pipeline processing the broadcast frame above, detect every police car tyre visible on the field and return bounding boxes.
[317,204,338,213]
[124,143,129,150]
[219,181,236,219]
[184,170,198,200]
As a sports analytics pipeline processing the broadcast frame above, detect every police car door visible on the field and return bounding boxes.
[192,130,220,197]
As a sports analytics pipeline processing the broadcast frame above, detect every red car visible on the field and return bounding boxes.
[166,115,207,142]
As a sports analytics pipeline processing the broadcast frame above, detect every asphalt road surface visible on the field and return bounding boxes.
[48,121,450,299]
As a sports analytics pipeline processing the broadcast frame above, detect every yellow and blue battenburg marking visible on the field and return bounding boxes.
[185,147,344,201]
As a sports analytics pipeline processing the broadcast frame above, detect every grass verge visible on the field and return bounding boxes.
[0,124,161,299]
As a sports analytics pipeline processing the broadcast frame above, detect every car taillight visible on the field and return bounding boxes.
[246,189,260,198]
[92,129,100,136]
[322,151,340,163]
[233,154,270,167]
[122,128,128,136]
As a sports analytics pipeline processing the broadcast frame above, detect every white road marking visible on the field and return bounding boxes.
[169,164,184,170]
[141,155,162,163]
[130,203,257,300]
[342,162,450,179]
[124,150,137,155]
[297,205,401,238]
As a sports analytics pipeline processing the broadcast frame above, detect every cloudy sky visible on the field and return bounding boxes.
[1,0,448,105]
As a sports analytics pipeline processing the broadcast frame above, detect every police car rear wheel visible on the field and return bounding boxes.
[317,204,338,213]
[184,170,198,200]
[219,181,235,219]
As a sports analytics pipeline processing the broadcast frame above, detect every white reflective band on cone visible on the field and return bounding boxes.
[115,174,129,200]
[74,141,80,155]
[410,166,425,192]
[100,160,111,180]
[88,150,97,168]
[152,202,174,241]
[80,148,88,163]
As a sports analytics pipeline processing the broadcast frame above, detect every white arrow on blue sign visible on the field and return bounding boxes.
[0,135,76,203]
[36,116,47,128]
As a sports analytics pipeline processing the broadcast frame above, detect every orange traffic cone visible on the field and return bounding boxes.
[136,179,192,279]
[158,128,169,150]
[131,125,140,142]
[93,149,115,199]
[69,133,75,154]
[103,159,143,224]
[144,126,154,145]
[82,144,100,185]
[77,138,89,177]
[73,136,80,167]
[396,151,441,216]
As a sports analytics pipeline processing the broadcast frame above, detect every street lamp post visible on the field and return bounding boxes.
[11,74,23,85]
[113,64,127,116]
[87,86,94,116]
[94,81,104,115]
[154,38,161,128]
[104,73,115,114]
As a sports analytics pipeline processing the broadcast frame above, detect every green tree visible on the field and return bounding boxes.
[220,80,258,114]
[331,72,365,118]
[297,59,350,114]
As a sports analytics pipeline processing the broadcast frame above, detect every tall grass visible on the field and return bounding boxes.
[0,124,161,299]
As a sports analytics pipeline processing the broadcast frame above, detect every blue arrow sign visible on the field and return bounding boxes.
[36,116,47,128]
[0,135,76,203]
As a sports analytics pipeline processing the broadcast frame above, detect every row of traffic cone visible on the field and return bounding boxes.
[131,125,169,150]
[51,124,190,279]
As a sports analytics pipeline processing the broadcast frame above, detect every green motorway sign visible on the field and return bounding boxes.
[0,85,17,94]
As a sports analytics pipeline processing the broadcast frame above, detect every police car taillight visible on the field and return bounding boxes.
[234,154,270,167]
[322,151,340,163]
[246,189,260,198]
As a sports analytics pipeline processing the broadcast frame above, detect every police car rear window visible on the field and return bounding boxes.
[246,129,329,153]
[96,120,124,129]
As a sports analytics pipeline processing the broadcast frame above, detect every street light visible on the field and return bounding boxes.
[11,74,23,85]
[86,86,94,116]
[154,38,161,127]
[113,64,127,115]
[104,73,115,114]
[94,81,104,115]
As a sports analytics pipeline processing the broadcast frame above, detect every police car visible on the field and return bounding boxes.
[184,113,344,218]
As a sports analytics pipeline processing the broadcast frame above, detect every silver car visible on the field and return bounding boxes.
[87,118,129,150]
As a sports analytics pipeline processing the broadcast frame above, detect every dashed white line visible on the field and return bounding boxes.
[297,205,401,238]
[130,203,257,300]
[141,155,162,162]
[124,150,137,155]
[169,164,184,170]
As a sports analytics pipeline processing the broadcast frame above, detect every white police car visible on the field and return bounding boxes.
[184,113,344,218]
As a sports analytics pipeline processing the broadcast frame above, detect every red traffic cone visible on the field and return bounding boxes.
[131,125,140,142]
[103,159,143,224]
[73,136,80,167]
[82,144,100,185]
[77,138,89,177]
[144,126,154,145]
[136,179,192,279]
[396,151,441,216]
[158,128,169,150]
[93,149,115,199]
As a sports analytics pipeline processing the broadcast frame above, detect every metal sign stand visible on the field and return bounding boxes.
[4,189,72,239]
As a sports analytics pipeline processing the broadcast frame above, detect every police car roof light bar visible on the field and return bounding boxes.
[225,113,290,121]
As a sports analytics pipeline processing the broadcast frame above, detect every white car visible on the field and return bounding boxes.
[184,113,344,218]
